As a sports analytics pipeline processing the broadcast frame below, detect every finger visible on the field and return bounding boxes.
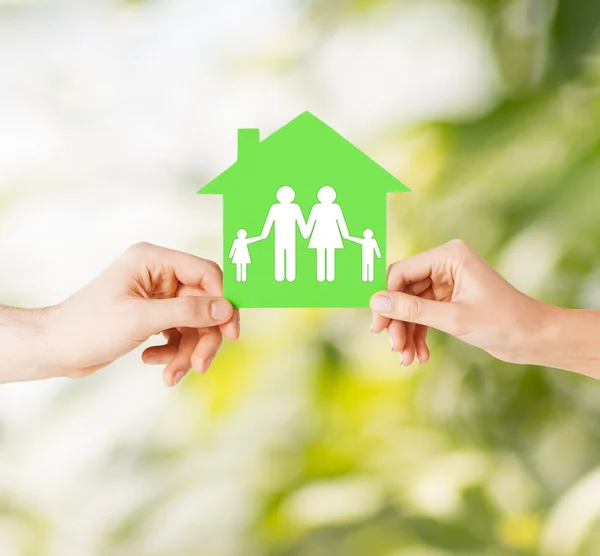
[162,328,178,340]
[374,271,432,335]
[129,243,224,295]
[387,319,406,353]
[401,323,416,366]
[413,324,430,364]
[142,344,179,364]
[372,263,398,333]
[162,328,198,387]
[370,291,459,336]
[143,329,182,364]
[373,284,430,335]
[177,285,238,340]
[387,240,464,291]
[177,284,204,296]
[138,296,233,337]
[221,308,240,341]
[413,285,435,364]
[406,277,432,297]
[191,328,223,374]
[387,253,435,291]
[372,312,390,334]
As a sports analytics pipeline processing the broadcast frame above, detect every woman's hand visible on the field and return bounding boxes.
[45,243,239,386]
[370,240,556,368]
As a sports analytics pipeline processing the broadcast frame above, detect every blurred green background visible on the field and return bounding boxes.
[1,0,600,554]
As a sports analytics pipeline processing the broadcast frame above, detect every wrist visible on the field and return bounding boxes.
[521,304,600,377]
[517,302,563,367]
[0,305,62,383]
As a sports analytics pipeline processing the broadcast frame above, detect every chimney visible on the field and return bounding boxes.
[237,128,260,161]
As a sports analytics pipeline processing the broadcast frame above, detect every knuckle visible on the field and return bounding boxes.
[447,238,469,253]
[444,239,472,261]
[207,260,223,279]
[126,242,152,259]
[386,262,404,289]
[386,262,398,282]
[180,297,201,322]
[404,296,424,322]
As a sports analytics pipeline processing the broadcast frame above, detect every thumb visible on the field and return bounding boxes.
[138,296,234,336]
[370,291,460,336]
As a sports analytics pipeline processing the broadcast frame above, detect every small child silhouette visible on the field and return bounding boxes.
[229,229,262,282]
[348,229,381,282]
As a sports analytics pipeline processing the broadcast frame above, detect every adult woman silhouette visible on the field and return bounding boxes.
[305,186,350,282]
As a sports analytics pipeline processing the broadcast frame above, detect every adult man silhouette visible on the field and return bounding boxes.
[260,186,308,282]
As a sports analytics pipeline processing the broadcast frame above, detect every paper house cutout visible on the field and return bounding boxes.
[198,111,409,308]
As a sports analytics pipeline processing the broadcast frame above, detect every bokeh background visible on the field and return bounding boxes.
[1,0,600,554]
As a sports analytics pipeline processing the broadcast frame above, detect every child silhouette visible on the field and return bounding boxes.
[229,229,262,282]
[347,229,381,282]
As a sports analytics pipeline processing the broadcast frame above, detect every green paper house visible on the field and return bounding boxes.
[198,111,409,308]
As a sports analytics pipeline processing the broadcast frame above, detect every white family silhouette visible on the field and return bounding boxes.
[229,186,381,283]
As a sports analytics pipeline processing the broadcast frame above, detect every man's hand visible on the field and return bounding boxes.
[370,239,554,368]
[44,243,239,386]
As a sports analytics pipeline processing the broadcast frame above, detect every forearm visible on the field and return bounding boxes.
[0,305,58,383]
[528,305,600,378]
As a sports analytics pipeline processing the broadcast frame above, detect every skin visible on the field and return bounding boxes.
[2,239,599,387]
[0,243,239,387]
[370,239,600,379]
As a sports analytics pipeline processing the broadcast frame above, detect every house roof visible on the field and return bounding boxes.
[198,111,410,194]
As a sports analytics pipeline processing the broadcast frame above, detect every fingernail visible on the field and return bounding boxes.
[204,357,214,373]
[399,353,404,365]
[211,300,231,320]
[173,371,186,386]
[370,323,374,333]
[389,336,395,351]
[370,296,391,313]
[145,355,159,365]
